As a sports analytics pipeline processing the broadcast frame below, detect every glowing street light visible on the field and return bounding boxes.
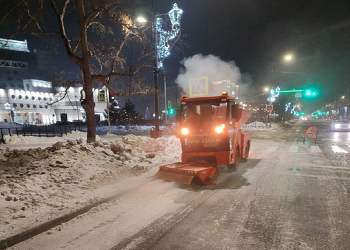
[284,54,293,61]
[136,16,147,23]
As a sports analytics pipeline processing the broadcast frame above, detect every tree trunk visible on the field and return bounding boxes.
[83,80,96,143]
[77,0,96,143]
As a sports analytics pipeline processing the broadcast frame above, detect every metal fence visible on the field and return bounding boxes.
[0,124,84,144]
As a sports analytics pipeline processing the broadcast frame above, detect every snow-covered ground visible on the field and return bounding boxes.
[0,122,279,241]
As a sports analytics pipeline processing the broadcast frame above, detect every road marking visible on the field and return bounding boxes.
[310,146,322,153]
[297,164,350,171]
[288,173,350,180]
[331,145,348,154]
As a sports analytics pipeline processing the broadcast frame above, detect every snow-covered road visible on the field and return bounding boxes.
[2,121,350,249]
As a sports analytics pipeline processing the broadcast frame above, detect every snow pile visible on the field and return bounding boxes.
[95,124,177,133]
[242,121,282,131]
[0,133,182,239]
[3,131,98,145]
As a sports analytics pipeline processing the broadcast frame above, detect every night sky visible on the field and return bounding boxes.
[1,0,350,114]
[152,0,350,113]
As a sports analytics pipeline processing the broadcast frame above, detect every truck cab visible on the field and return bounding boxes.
[177,92,251,167]
[155,92,251,185]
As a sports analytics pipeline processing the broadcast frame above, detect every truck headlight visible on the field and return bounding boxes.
[215,126,224,134]
[181,128,189,135]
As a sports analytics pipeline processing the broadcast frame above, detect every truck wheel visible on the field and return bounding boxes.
[228,148,240,170]
[241,143,250,162]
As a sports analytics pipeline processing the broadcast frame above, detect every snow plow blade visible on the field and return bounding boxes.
[155,162,218,185]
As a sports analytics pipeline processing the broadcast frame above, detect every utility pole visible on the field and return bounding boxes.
[103,84,111,135]
[164,71,167,123]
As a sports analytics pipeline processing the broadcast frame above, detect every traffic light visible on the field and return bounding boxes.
[109,93,115,103]
[168,107,175,115]
[108,89,116,103]
[302,86,320,99]
[305,90,316,96]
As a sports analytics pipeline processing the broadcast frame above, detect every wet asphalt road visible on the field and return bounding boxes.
[9,120,350,250]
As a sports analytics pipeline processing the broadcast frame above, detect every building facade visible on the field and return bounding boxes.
[0,38,106,125]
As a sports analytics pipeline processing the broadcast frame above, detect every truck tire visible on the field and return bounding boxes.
[228,148,240,170]
[241,143,250,162]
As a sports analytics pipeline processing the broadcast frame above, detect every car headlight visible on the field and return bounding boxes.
[181,128,189,135]
[335,124,340,129]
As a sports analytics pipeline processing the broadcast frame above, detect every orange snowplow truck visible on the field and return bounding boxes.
[156,92,252,185]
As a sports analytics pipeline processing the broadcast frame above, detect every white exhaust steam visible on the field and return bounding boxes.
[175,54,251,99]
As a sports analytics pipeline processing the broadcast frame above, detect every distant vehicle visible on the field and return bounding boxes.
[330,120,350,132]
[300,116,311,121]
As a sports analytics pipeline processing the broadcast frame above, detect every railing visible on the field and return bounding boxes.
[0,124,84,144]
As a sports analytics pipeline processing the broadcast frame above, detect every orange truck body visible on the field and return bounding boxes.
[156,92,252,185]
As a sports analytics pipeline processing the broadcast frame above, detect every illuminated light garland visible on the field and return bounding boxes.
[155,3,183,69]
[285,102,291,112]
[268,87,280,104]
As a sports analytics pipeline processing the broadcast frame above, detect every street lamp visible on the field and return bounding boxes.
[284,54,293,61]
[152,3,183,138]
[136,16,147,23]
[137,3,183,138]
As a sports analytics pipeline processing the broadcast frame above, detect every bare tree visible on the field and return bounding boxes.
[0,0,153,142]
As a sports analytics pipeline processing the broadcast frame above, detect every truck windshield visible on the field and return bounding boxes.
[182,102,227,124]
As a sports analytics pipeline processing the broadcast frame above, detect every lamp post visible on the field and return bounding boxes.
[270,53,294,85]
[267,53,295,122]
[152,12,160,137]
[137,3,183,137]
[163,70,167,122]
[152,3,183,138]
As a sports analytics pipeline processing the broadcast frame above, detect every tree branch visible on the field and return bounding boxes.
[49,0,83,66]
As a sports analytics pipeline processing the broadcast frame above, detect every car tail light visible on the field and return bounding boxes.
[181,128,189,135]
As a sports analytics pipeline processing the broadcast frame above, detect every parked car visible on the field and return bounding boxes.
[330,119,350,132]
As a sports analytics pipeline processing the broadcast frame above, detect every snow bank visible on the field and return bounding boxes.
[3,131,100,145]
[0,133,182,240]
[242,121,283,131]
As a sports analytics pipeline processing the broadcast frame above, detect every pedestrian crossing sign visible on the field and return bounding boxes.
[266,104,273,112]
[98,90,106,103]
[189,76,208,97]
